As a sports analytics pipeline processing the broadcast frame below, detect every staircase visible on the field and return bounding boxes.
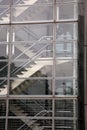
[0,56,71,95]
[9,99,52,130]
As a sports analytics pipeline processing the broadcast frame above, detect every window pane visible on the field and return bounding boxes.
[55,79,77,95]
[12,5,53,22]
[56,3,78,20]
[9,99,52,116]
[9,79,52,95]
[56,60,77,77]
[0,100,6,116]
[55,99,78,117]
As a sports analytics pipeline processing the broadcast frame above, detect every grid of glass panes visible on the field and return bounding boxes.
[0,0,78,130]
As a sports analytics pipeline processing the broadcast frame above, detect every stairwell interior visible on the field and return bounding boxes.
[0,0,78,130]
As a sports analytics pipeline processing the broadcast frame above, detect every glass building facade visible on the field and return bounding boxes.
[0,0,79,130]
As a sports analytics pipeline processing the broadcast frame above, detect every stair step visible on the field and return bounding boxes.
[25,67,30,71]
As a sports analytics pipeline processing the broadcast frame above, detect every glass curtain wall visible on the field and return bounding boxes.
[0,0,78,130]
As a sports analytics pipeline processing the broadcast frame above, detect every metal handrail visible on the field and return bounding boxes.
[11,36,52,74]
[23,26,39,40]
[0,36,52,72]
[17,109,52,130]
[14,35,52,60]
[0,49,50,88]
[0,36,52,87]
[16,99,45,111]
[12,48,51,76]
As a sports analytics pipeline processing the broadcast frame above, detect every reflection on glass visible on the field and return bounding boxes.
[10,79,52,95]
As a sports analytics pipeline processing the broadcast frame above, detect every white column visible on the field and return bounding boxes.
[12,31,15,55]
[6,31,9,55]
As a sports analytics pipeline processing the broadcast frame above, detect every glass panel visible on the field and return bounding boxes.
[14,24,53,41]
[55,99,77,117]
[8,119,52,130]
[0,60,8,78]
[0,119,5,130]
[13,0,53,5]
[56,0,77,2]
[12,5,53,22]
[8,119,27,130]
[0,0,9,5]
[9,99,52,116]
[55,79,77,95]
[0,78,7,88]
[0,44,9,57]
[0,79,7,96]
[56,3,78,20]
[0,26,8,41]
[9,79,52,95]
[56,23,77,40]
[55,119,78,130]
[11,41,53,60]
[0,7,10,23]
[10,59,53,78]
[0,100,6,116]
[56,40,77,57]
[56,60,76,77]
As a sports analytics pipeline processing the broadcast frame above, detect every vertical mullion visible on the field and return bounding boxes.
[5,1,13,130]
[5,99,9,130]
[73,1,78,129]
[52,0,56,130]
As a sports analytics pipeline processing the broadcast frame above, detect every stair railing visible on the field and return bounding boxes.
[12,45,51,76]
[14,35,52,60]
[0,49,51,88]
[10,36,52,75]
[17,109,52,130]
[0,35,52,73]
[20,100,46,111]
[0,36,52,88]
[23,26,39,40]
